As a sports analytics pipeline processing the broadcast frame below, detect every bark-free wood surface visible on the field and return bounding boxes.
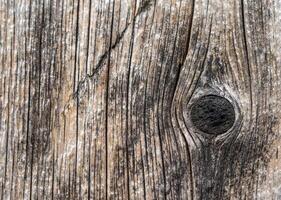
[1,0,281,199]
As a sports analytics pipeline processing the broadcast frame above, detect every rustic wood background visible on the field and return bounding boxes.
[1,0,281,199]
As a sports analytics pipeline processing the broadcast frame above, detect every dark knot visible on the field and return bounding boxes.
[190,95,235,135]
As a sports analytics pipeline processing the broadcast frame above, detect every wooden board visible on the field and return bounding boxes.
[0,0,281,199]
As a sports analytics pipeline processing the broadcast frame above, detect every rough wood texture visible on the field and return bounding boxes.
[1,0,281,199]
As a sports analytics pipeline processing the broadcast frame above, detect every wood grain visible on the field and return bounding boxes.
[0,0,281,199]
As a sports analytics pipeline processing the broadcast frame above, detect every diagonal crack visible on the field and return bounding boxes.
[62,0,154,113]
[72,0,154,99]
[72,24,129,98]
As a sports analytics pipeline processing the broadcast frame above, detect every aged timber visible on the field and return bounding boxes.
[0,0,281,199]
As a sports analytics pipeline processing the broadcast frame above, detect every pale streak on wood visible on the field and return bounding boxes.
[0,0,281,199]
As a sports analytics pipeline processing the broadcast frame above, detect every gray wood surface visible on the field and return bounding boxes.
[1,0,281,199]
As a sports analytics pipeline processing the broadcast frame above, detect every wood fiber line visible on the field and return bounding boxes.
[0,0,281,199]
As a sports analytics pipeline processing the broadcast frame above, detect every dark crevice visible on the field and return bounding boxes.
[71,1,154,100]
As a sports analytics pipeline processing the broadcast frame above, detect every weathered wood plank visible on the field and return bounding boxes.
[0,0,281,199]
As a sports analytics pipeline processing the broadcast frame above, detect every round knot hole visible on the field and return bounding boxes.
[190,95,235,135]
